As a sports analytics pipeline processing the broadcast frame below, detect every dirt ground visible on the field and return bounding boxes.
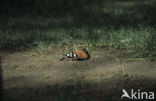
[0,49,156,101]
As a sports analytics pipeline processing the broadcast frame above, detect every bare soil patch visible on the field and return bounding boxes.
[1,49,156,101]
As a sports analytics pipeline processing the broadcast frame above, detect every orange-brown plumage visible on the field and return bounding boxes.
[74,49,90,60]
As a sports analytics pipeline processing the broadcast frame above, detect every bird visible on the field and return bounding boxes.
[60,48,90,61]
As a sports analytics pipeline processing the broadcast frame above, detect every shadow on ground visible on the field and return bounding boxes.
[1,0,156,28]
[0,57,3,101]
[3,76,156,101]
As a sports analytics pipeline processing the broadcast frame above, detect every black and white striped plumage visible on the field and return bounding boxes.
[60,50,77,61]
[66,51,77,58]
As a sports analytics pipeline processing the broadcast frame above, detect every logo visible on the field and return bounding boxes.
[121,89,155,100]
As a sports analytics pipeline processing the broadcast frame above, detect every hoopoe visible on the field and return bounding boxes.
[60,48,90,61]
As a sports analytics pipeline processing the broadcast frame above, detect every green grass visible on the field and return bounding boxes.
[0,0,156,57]
[0,26,155,55]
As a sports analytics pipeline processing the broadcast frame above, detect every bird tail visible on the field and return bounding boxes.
[60,57,65,61]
